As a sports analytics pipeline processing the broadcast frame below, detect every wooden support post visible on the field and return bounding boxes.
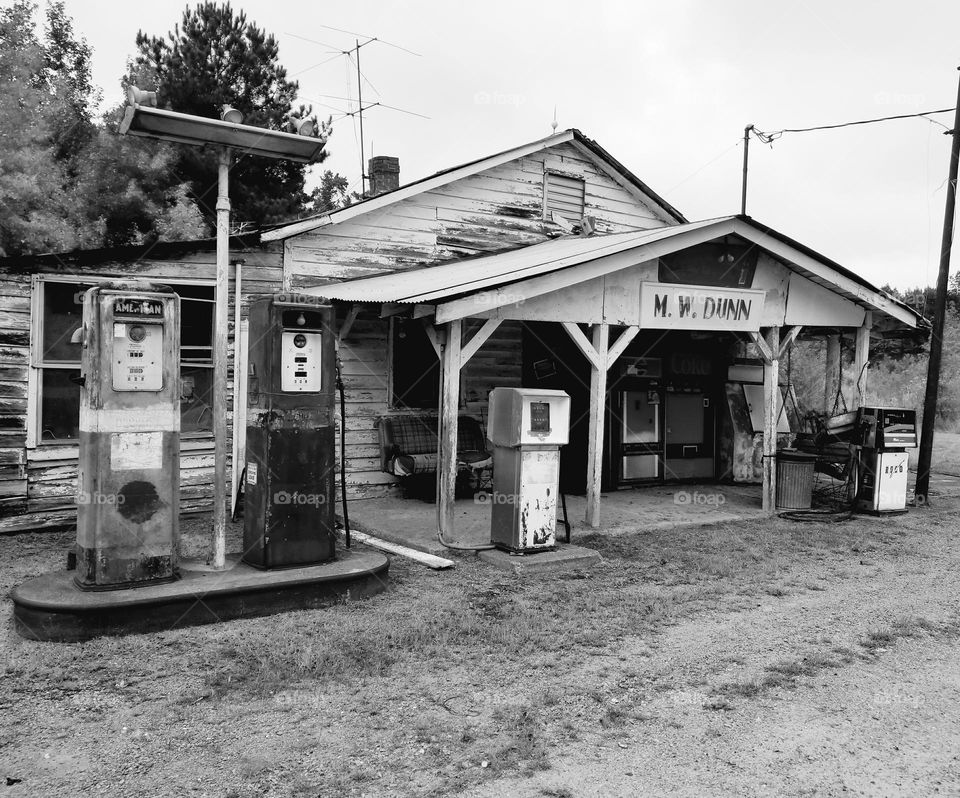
[853,312,872,408]
[762,326,780,514]
[777,325,802,360]
[824,334,840,412]
[585,323,609,528]
[211,147,230,569]
[460,318,502,368]
[607,325,640,367]
[338,305,360,344]
[437,319,462,540]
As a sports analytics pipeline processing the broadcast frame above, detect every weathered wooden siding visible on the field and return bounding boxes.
[461,319,523,418]
[0,269,31,519]
[0,242,284,531]
[332,311,523,496]
[281,141,673,494]
[286,141,674,290]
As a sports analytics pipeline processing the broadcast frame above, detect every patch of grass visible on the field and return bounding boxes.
[485,702,550,773]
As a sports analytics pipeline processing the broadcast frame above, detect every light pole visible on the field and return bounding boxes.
[120,90,325,568]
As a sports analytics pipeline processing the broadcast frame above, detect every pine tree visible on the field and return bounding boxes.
[131,2,330,229]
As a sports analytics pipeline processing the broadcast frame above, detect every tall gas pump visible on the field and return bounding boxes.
[488,388,570,553]
[854,407,917,513]
[244,296,336,568]
[75,283,180,589]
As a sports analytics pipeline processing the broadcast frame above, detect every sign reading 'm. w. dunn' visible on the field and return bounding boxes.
[639,282,766,332]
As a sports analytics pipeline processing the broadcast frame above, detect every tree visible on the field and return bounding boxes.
[0,1,83,255]
[42,1,96,165]
[309,170,362,215]
[130,2,330,229]
[0,1,206,256]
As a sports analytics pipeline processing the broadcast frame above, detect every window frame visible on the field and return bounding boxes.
[27,274,217,448]
[387,316,443,411]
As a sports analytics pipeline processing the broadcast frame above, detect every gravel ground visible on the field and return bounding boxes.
[2,492,960,797]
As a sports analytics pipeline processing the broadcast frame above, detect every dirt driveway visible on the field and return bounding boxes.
[2,495,960,797]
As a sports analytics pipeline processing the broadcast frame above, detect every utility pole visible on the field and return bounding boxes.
[741,124,753,215]
[915,67,960,506]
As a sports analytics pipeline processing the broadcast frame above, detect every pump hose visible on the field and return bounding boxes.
[336,357,350,548]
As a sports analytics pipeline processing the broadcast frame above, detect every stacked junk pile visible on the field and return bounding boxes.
[785,406,917,518]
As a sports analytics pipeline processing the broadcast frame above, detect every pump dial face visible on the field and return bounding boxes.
[293,333,307,349]
[128,324,147,343]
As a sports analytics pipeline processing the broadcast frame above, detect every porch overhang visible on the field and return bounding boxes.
[302,215,926,333]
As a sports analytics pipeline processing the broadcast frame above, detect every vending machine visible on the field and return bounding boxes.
[854,407,917,513]
[75,283,180,589]
[243,296,336,568]
[487,388,570,553]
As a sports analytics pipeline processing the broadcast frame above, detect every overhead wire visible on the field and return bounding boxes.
[752,107,956,144]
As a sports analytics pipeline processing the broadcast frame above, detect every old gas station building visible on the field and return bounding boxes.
[0,128,926,537]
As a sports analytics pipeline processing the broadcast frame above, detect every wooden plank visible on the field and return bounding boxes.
[777,325,803,360]
[438,320,461,541]
[854,312,872,408]
[0,509,75,533]
[561,322,601,371]
[748,331,774,364]
[349,530,455,570]
[586,323,609,528]
[824,334,841,412]
[337,306,361,342]
[421,321,443,359]
[762,326,780,514]
[606,325,640,368]
[0,479,27,497]
[460,318,502,368]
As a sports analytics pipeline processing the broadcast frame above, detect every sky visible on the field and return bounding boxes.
[34,0,960,291]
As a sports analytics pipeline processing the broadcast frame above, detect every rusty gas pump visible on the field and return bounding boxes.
[243,296,337,568]
[75,283,180,589]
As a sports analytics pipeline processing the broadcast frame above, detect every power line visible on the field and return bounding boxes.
[753,107,956,143]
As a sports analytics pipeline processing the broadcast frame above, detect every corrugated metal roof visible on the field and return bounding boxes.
[303,215,925,329]
[305,219,723,303]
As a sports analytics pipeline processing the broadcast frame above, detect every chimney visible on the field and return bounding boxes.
[367,156,400,197]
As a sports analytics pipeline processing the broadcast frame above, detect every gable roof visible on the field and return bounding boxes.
[261,129,687,242]
[304,215,925,331]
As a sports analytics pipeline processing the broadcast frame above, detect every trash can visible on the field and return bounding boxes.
[776,450,816,510]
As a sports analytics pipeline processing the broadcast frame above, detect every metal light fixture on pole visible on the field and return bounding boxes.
[120,91,325,568]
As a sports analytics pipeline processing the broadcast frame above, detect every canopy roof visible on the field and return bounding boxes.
[304,215,925,332]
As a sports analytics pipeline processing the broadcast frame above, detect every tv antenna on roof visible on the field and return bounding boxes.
[287,27,428,196]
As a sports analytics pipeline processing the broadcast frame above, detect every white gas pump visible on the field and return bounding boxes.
[75,283,180,589]
[487,388,570,553]
[854,407,917,513]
